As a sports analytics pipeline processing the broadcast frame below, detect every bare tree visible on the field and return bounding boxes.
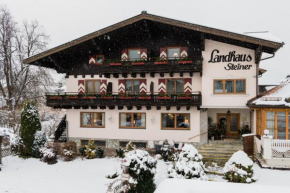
[0,6,53,133]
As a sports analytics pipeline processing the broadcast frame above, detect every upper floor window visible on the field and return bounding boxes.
[167,47,180,59]
[213,79,246,94]
[80,112,105,127]
[126,80,140,94]
[86,80,100,94]
[96,55,104,64]
[129,49,140,60]
[167,79,183,94]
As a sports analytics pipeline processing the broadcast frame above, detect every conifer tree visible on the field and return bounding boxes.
[20,102,41,156]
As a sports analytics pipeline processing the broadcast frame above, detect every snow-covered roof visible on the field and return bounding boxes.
[244,31,283,44]
[251,76,290,107]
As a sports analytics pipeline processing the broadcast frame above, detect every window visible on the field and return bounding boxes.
[167,79,183,94]
[96,55,104,64]
[125,80,140,94]
[167,47,180,59]
[86,80,100,94]
[119,141,147,148]
[119,113,146,129]
[80,112,105,127]
[277,112,286,139]
[129,49,140,60]
[266,112,275,137]
[81,140,106,147]
[213,79,246,94]
[288,113,290,139]
[161,113,190,130]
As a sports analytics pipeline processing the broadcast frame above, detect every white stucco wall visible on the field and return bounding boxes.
[202,40,257,108]
[67,106,201,143]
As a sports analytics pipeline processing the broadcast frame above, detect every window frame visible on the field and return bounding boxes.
[80,112,105,128]
[161,113,190,130]
[167,47,181,60]
[125,79,140,94]
[213,79,246,94]
[119,112,146,129]
[166,78,184,94]
[128,48,141,61]
[95,54,105,65]
[264,110,290,139]
[85,79,101,94]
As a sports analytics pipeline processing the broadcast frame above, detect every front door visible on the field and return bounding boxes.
[217,113,240,138]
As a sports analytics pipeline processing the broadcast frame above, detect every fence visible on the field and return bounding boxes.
[1,146,12,158]
[271,139,290,158]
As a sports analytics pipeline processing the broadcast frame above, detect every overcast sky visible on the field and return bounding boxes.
[2,0,289,84]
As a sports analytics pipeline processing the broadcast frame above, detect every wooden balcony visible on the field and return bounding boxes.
[46,92,202,110]
[67,57,203,78]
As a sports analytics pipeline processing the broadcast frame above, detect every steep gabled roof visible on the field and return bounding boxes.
[23,11,284,65]
[248,76,290,108]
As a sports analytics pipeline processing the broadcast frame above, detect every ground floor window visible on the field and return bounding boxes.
[161,113,190,130]
[81,140,106,147]
[264,110,290,139]
[119,141,146,148]
[80,112,105,127]
[119,113,146,129]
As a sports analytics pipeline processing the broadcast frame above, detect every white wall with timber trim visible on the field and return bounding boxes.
[201,39,257,108]
[66,106,201,143]
[65,73,202,94]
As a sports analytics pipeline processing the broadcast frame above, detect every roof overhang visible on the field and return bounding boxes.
[23,12,284,65]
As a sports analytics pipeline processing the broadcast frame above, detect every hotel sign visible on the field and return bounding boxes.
[208,49,253,70]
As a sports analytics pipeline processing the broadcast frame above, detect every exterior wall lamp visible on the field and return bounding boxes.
[151,116,154,123]
[108,115,112,122]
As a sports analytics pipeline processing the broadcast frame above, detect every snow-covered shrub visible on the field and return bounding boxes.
[31,131,47,158]
[107,179,131,193]
[84,140,96,159]
[126,141,136,151]
[123,149,157,193]
[116,147,125,158]
[40,147,57,164]
[95,147,104,158]
[168,144,208,180]
[79,146,86,156]
[61,141,77,161]
[20,102,41,156]
[223,151,256,183]
[160,140,172,161]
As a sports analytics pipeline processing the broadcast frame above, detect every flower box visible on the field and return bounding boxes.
[157,97,171,100]
[138,96,151,99]
[132,62,145,65]
[82,96,96,99]
[67,96,78,99]
[119,97,132,99]
[178,61,193,64]
[101,96,114,99]
[177,97,191,100]
[109,63,122,66]
[50,96,62,99]
[154,61,168,65]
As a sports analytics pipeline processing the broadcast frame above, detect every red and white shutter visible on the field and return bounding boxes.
[121,49,128,61]
[100,80,107,95]
[158,79,166,94]
[180,47,188,58]
[140,48,147,60]
[118,79,126,94]
[78,80,85,94]
[139,79,147,94]
[183,78,192,93]
[89,55,96,64]
[160,48,167,60]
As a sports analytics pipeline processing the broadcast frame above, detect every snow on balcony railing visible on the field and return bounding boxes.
[271,139,290,158]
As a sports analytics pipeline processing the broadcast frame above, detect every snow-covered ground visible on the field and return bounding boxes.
[0,156,290,193]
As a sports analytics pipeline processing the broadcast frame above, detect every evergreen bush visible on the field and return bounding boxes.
[84,140,96,159]
[61,141,77,161]
[223,151,256,183]
[123,149,157,193]
[168,144,208,180]
[20,102,41,156]
[116,147,125,158]
[79,146,86,156]
[31,131,47,158]
[126,141,136,151]
[95,147,104,158]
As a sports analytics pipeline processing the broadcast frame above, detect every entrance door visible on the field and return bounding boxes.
[217,113,240,138]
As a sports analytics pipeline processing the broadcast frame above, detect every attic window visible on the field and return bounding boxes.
[261,97,282,101]
[129,49,140,60]
[167,47,180,59]
[96,55,104,64]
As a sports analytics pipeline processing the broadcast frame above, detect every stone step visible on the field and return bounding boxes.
[198,147,242,152]
[200,154,232,158]
[199,151,236,155]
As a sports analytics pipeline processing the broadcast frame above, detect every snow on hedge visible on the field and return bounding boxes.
[223,151,256,183]
[0,127,19,145]
[168,144,208,180]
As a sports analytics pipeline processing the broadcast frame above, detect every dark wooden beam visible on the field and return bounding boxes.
[65,73,69,78]
[74,75,77,78]
[169,72,174,77]
[197,106,200,110]
[189,72,193,77]
[127,106,132,110]
[146,106,151,110]
[122,73,128,78]
[255,46,263,64]
[91,74,94,78]
[82,74,85,78]
[156,106,161,110]
[176,106,180,111]
[150,72,155,77]
[180,72,183,77]
[91,106,98,109]
[200,34,205,51]
[82,106,89,109]
[109,106,115,110]
[104,73,110,78]
[131,73,136,78]
[74,106,80,109]
[136,106,142,110]
[100,106,106,109]
[118,106,123,110]
[186,106,190,110]
[140,73,145,78]
[160,72,164,77]
[113,73,119,78]
[166,106,170,110]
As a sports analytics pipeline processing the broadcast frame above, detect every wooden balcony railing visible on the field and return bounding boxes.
[46,92,202,110]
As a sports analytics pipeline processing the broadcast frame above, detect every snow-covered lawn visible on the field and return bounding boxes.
[0,156,167,193]
[0,156,290,193]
